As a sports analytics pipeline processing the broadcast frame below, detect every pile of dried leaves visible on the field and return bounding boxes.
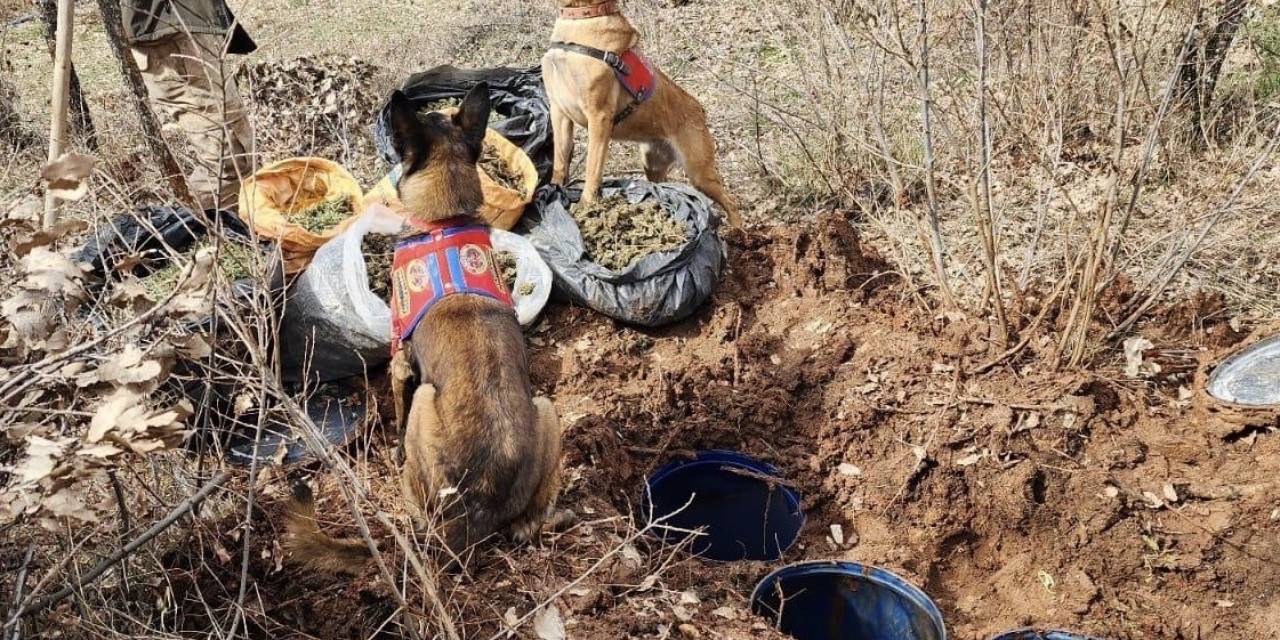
[235,55,387,172]
[571,195,689,271]
[0,198,211,527]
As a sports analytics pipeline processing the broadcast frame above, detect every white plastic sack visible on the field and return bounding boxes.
[491,227,553,326]
[281,205,551,383]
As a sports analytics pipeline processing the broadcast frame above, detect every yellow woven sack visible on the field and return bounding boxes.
[477,128,538,230]
[364,116,536,230]
[238,157,365,255]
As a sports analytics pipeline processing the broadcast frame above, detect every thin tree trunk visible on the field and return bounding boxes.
[915,0,958,309]
[95,0,195,208]
[38,0,98,151]
[1176,0,1249,142]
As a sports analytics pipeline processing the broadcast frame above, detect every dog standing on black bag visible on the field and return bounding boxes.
[542,0,743,227]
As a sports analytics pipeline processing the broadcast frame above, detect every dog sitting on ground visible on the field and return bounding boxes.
[541,0,743,227]
[286,84,563,572]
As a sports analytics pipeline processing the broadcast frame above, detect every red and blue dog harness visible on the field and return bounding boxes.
[389,217,513,354]
[549,0,657,126]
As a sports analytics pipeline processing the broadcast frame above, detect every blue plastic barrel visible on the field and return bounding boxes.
[750,561,946,640]
[643,450,804,561]
[991,631,1100,640]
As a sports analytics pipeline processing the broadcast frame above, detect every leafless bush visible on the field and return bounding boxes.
[722,0,1277,363]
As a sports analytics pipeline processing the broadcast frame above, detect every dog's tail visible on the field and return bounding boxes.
[283,481,371,575]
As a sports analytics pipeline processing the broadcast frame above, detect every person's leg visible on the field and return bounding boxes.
[131,34,255,211]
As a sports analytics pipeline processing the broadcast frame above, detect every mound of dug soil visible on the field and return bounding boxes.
[148,213,1277,640]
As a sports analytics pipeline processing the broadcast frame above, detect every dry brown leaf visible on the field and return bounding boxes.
[41,152,98,201]
[98,345,164,386]
[12,436,66,485]
[175,333,213,359]
[533,604,566,640]
[1123,337,1160,378]
[77,443,124,458]
[87,389,146,443]
[4,196,40,223]
[42,485,98,523]
[21,247,86,297]
[711,606,737,620]
[108,276,151,310]
[11,219,90,257]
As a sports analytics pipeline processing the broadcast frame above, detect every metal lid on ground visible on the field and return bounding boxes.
[1207,334,1280,406]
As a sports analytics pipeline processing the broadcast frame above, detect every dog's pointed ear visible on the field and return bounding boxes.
[453,82,491,152]
[387,90,429,167]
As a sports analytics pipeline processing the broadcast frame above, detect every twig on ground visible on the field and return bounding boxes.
[106,470,132,589]
[486,496,696,640]
[3,471,230,628]
[6,546,34,640]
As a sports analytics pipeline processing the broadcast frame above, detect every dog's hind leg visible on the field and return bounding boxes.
[673,124,743,228]
[550,100,576,186]
[506,396,567,544]
[642,139,678,183]
[400,384,442,526]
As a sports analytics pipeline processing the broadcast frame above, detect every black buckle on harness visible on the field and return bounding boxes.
[549,41,640,124]
[601,50,629,74]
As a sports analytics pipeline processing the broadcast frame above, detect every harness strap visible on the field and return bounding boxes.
[548,41,646,125]
[558,0,620,20]
[548,41,630,75]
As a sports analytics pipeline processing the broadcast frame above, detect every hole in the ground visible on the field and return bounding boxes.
[1030,469,1049,505]
[643,450,804,561]
[1224,423,1277,444]
[750,561,945,640]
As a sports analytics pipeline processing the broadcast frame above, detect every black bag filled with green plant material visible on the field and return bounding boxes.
[519,179,723,327]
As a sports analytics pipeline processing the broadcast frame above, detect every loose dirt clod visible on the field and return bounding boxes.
[571,195,688,271]
[294,197,353,234]
[479,143,524,196]
[362,233,395,300]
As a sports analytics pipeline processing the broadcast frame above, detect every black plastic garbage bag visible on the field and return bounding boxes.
[373,65,552,182]
[78,205,213,279]
[225,379,367,467]
[519,179,723,327]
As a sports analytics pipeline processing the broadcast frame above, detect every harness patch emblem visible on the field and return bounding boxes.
[460,244,490,275]
[405,259,429,293]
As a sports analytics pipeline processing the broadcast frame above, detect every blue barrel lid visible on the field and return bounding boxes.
[751,560,946,640]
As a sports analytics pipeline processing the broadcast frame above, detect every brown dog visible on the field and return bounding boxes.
[286,85,562,572]
[542,0,743,227]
